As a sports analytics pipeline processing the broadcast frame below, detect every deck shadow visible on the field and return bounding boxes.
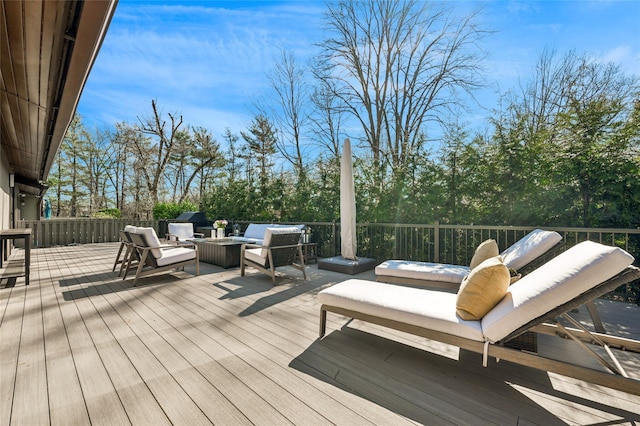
[291,327,640,424]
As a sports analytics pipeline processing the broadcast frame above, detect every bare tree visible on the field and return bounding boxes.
[315,0,487,181]
[134,99,184,204]
[309,76,347,158]
[265,50,311,181]
[179,127,223,203]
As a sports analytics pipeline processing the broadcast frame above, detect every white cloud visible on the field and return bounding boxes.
[601,45,640,75]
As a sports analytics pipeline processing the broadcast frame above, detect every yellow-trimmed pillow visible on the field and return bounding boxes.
[456,256,509,320]
[469,239,499,269]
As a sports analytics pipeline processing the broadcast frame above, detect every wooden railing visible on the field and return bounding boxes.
[19,218,640,262]
[19,218,160,248]
[303,221,640,264]
[14,218,640,301]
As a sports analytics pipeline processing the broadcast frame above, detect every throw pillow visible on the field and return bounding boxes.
[469,239,499,269]
[456,256,510,320]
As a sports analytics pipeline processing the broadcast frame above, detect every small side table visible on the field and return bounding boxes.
[0,228,32,285]
[300,242,318,264]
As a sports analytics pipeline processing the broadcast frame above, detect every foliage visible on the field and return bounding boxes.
[152,201,198,220]
[92,208,121,219]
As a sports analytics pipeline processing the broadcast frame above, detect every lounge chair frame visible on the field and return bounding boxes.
[125,232,199,286]
[320,266,640,395]
[112,230,132,273]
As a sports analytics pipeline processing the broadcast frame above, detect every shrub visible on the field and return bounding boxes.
[92,208,121,219]
[152,201,198,220]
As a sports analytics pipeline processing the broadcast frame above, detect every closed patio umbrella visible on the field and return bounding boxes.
[341,138,357,260]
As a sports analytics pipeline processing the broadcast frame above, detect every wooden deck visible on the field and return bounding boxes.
[1,243,639,425]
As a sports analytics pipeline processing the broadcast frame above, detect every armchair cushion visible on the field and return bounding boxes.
[244,247,266,266]
[135,227,164,258]
[155,247,197,266]
[235,223,306,246]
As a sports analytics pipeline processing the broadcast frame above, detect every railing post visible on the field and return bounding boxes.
[332,222,337,257]
[434,220,440,263]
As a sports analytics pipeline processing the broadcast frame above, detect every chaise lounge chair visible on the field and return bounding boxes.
[124,226,199,286]
[319,241,640,395]
[375,228,562,290]
[240,227,306,284]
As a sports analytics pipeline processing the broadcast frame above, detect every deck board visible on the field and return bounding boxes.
[1,243,639,425]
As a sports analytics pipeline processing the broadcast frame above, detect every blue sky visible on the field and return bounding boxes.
[77,0,640,142]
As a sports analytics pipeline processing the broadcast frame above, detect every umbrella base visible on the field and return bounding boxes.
[318,256,377,275]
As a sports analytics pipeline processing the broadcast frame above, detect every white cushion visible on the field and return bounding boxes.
[243,224,273,240]
[500,229,562,271]
[124,225,137,233]
[135,227,163,258]
[375,260,470,284]
[155,247,196,266]
[234,223,306,246]
[482,241,634,342]
[168,223,196,240]
[376,229,562,285]
[244,247,266,266]
[318,279,485,342]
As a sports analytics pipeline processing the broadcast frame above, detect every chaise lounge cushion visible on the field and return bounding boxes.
[456,256,510,320]
[375,261,470,284]
[375,229,562,286]
[318,279,485,342]
[482,240,634,342]
[469,239,499,269]
[500,228,562,271]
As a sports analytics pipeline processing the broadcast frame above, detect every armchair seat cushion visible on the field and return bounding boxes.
[156,247,197,267]
[243,247,266,266]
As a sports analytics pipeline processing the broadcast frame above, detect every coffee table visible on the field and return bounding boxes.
[192,238,246,268]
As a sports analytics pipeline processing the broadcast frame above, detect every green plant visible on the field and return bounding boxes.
[152,201,198,220]
[92,208,121,219]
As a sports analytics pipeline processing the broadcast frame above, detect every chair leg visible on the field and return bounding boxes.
[132,250,149,287]
[118,244,133,277]
[297,245,307,280]
[240,248,246,276]
[267,250,276,284]
[112,241,125,272]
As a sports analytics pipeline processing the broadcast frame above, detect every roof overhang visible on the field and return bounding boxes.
[1,0,117,196]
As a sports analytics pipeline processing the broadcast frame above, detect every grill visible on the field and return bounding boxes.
[174,211,208,229]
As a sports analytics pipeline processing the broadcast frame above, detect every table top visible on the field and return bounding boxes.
[192,238,250,246]
[0,228,32,237]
